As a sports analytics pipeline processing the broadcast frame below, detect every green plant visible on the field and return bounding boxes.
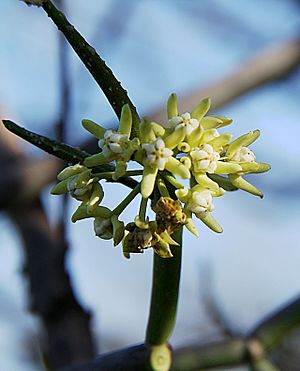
[2,1,281,371]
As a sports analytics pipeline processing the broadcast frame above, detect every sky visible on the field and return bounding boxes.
[0,0,300,370]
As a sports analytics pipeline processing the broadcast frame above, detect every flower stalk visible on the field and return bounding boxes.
[146,228,182,345]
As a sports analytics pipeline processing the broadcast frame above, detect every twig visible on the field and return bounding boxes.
[62,344,149,371]
[61,294,300,370]
[0,124,95,368]
[2,120,89,163]
[40,0,140,137]
[149,38,300,122]
[250,295,300,350]
[2,120,140,192]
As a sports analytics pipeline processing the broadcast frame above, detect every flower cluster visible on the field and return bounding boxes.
[51,95,270,258]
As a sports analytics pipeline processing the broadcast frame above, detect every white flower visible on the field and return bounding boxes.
[187,189,214,217]
[169,112,199,135]
[98,129,128,158]
[143,138,173,170]
[190,143,220,173]
[232,146,256,162]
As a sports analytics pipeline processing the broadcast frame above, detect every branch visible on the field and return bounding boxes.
[0,122,95,368]
[63,338,247,371]
[149,38,300,122]
[171,338,247,370]
[250,295,300,350]
[62,344,149,371]
[2,119,89,163]
[11,202,95,368]
[4,35,299,201]
[39,0,140,136]
[2,120,139,191]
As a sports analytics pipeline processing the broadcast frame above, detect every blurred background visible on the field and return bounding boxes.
[1,0,300,370]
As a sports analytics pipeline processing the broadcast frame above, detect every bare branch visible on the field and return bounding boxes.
[149,38,300,122]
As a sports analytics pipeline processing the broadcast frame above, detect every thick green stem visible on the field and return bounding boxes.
[250,359,280,371]
[40,0,140,137]
[172,338,247,370]
[146,228,182,345]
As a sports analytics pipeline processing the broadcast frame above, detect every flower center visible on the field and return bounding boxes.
[143,138,173,170]
[190,143,220,173]
[187,190,214,216]
[169,112,199,135]
[232,146,256,162]
[98,130,128,158]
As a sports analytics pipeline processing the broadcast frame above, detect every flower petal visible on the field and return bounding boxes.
[194,173,221,193]
[151,122,166,137]
[201,116,223,129]
[167,93,178,119]
[184,213,199,237]
[228,175,263,198]
[140,118,156,143]
[226,130,260,158]
[165,157,191,179]
[164,126,185,149]
[84,153,108,167]
[153,240,173,258]
[214,161,243,174]
[57,164,85,181]
[208,174,238,191]
[141,166,158,198]
[191,98,211,121]
[111,215,125,246]
[82,119,106,139]
[160,231,179,246]
[211,116,233,127]
[196,213,223,233]
[51,179,69,195]
[186,125,204,148]
[118,104,132,137]
[209,134,232,151]
[175,187,190,203]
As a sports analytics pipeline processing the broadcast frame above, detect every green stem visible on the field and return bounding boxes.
[2,120,139,191]
[92,170,142,179]
[208,174,238,191]
[163,173,184,189]
[3,119,90,163]
[250,358,280,371]
[146,228,182,345]
[156,177,170,197]
[139,197,148,222]
[172,338,247,370]
[112,183,140,216]
[123,170,143,177]
[40,0,140,137]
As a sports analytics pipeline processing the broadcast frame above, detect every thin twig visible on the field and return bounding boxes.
[41,0,140,137]
[149,38,300,122]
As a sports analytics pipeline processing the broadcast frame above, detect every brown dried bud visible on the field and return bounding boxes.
[153,197,186,233]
